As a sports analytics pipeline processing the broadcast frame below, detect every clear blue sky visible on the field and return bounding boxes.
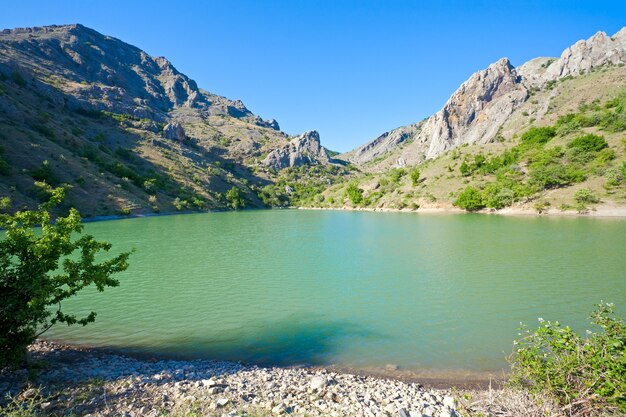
[2,1,625,152]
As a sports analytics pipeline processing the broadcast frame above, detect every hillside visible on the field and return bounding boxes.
[0,24,340,216]
[307,29,626,213]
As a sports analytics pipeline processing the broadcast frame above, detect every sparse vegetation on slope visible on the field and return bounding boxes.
[302,85,626,213]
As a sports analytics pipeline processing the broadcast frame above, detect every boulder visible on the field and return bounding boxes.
[162,121,186,141]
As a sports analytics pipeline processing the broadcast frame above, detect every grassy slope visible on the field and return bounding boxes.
[303,67,626,213]
[0,68,300,217]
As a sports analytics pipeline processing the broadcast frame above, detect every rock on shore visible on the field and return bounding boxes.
[0,341,462,417]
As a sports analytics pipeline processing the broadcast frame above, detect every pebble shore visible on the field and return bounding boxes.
[0,341,463,417]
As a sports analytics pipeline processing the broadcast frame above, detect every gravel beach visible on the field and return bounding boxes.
[0,340,465,417]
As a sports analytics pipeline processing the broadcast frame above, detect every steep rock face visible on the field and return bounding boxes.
[346,27,626,168]
[0,24,280,129]
[262,131,330,170]
[341,58,527,168]
[422,58,527,158]
[339,123,421,166]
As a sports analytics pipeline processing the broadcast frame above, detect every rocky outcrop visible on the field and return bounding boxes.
[253,115,280,130]
[346,27,626,168]
[162,121,186,141]
[340,123,421,166]
[342,58,527,168]
[262,131,330,170]
[422,58,528,158]
[545,29,626,81]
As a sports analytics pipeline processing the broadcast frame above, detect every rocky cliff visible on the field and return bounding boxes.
[342,27,626,169]
[262,130,330,170]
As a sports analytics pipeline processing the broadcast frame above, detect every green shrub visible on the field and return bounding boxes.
[0,188,130,366]
[31,160,57,185]
[388,168,406,183]
[345,182,364,205]
[454,186,484,211]
[409,167,421,186]
[574,188,599,204]
[482,183,515,209]
[568,134,608,153]
[509,303,626,414]
[225,187,245,210]
[604,167,623,187]
[520,126,556,148]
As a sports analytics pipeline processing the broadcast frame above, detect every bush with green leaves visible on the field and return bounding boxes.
[225,187,245,210]
[574,188,599,204]
[345,182,364,205]
[519,126,556,148]
[454,186,484,211]
[0,189,131,366]
[509,303,626,415]
[388,168,406,183]
[409,167,421,186]
[568,134,608,153]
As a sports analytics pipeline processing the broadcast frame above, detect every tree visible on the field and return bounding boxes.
[409,167,421,186]
[225,186,245,209]
[0,188,131,366]
[454,186,485,211]
[345,182,364,205]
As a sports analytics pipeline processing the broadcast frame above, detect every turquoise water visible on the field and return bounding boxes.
[46,210,626,375]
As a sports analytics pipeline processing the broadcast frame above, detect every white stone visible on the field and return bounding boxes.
[310,376,328,391]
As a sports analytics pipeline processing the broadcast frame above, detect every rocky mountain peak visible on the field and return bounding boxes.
[422,57,527,158]
[520,28,626,87]
[262,130,330,170]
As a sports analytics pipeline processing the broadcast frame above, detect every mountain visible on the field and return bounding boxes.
[340,28,626,170]
[0,24,336,216]
[311,28,626,213]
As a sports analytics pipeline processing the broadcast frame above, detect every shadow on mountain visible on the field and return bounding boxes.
[0,62,272,215]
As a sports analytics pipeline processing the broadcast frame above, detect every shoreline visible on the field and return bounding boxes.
[75,202,626,225]
[37,338,503,390]
[297,203,626,218]
[1,340,473,417]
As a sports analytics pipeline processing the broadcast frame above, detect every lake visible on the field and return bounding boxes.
[45,210,626,378]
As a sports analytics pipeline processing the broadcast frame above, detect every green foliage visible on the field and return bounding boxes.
[560,95,626,133]
[345,182,364,205]
[574,188,599,204]
[568,134,608,153]
[0,388,46,416]
[31,160,57,185]
[604,167,624,187]
[482,183,515,209]
[0,188,131,366]
[225,187,245,210]
[527,147,586,189]
[519,126,556,148]
[409,167,421,186]
[510,303,626,414]
[454,187,484,211]
[388,168,406,183]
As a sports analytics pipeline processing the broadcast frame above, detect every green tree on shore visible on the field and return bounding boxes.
[0,188,131,366]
